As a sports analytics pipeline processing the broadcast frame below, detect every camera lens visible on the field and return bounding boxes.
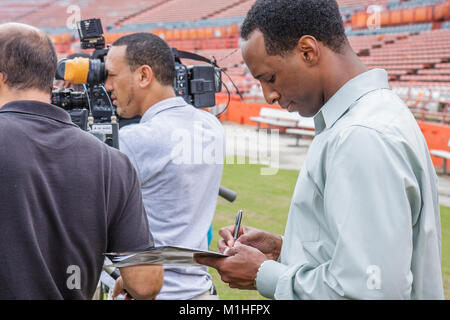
[51,89,88,110]
[88,59,107,84]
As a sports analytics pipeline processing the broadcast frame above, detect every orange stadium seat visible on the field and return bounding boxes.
[204,27,214,38]
[165,29,175,41]
[179,29,189,40]
[351,1,448,29]
[434,1,450,20]
[188,28,197,39]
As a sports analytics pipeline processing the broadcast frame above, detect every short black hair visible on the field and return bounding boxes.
[0,25,57,92]
[113,33,175,86]
[241,0,348,55]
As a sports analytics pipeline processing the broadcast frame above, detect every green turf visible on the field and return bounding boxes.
[441,206,450,299]
[210,162,450,300]
[210,161,296,300]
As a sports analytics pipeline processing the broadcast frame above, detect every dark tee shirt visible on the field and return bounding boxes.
[0,100,153,299]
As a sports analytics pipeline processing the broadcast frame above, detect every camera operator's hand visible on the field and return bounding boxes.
[112,276,133,300]
[218,225,282,261]
[113,265,163,300]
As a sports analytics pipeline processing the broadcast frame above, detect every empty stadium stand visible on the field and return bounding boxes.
[123,0,246,25]
[0,0,54,25]
[0,0,449,123]
[1,0,165,30]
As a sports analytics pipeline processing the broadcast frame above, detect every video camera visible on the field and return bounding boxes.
[51,18,223,149]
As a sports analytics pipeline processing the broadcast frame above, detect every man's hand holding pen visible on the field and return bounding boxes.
[219,225,283,261]
[195,210,283,290]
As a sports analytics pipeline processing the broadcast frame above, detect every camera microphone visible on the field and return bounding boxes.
[219,186,237,202]
[56,57,106,85]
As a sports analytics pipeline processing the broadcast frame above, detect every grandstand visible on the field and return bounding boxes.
[1,0,450,139]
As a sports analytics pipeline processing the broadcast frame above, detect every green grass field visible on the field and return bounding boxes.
[210,162,450,300]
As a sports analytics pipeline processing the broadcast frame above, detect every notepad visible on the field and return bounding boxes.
[104,245,227,267]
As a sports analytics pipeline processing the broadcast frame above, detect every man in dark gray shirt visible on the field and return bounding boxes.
[0,22,163,299]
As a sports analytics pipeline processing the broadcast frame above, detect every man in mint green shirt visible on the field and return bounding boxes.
[196,0,444,299]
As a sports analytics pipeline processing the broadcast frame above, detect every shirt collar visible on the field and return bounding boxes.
[141,97,188,123]
[0,100,74,124]
[313,68,390,134]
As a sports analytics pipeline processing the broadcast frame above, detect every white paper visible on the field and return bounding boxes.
[104,246,227,267]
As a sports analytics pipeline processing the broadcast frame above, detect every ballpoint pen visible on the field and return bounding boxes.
[233,210,243,242]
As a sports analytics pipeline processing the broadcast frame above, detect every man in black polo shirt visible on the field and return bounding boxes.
[0,23,163,299]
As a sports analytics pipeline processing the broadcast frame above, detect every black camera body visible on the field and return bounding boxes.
[51,18,222,148]
[174,62,221,108]
[51,86,112,130]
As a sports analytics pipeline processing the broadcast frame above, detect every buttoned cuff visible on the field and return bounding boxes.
[255,260,288,299]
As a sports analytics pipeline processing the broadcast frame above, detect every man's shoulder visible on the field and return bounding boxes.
[118,122,169,163]
[319,108,421,164]
[119,122,160,147]
[192,106,223,124]
[121,118,166,134]
[336,89,413,136]
[189,107,225,138]
[170,100,222,124]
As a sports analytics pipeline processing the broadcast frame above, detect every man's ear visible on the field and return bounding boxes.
[296,35,320,66]
[137,65,154,88]
[0,72,6,92]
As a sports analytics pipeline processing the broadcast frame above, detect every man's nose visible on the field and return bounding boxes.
[261,84,280,105]
[103,79,112,92]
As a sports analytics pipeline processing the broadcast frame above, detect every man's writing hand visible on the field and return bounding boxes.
[218,225,282,261]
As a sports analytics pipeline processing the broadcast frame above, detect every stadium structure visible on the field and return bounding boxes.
[1,0,450,170]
